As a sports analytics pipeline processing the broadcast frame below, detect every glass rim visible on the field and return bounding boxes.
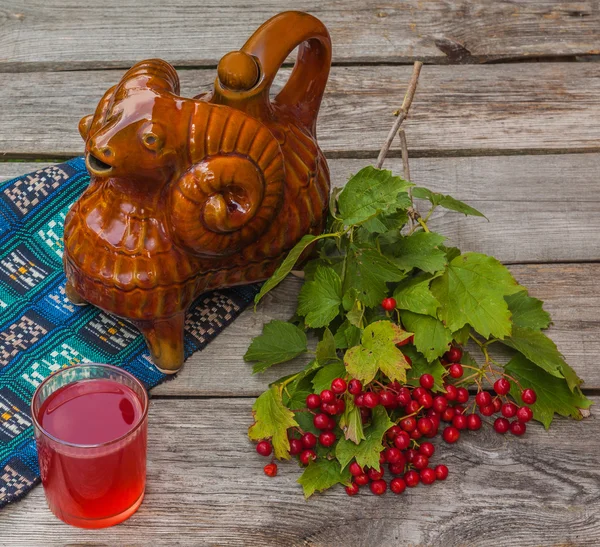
[30,363,149,449]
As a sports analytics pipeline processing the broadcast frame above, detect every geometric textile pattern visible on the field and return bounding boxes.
[0,158,261,508]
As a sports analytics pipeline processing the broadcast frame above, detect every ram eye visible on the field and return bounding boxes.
[142,132,160,148]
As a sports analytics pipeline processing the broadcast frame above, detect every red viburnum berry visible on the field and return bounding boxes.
[404,470,420,488]
[345,482,360,496]
[380,390,397,408]
[355,473,370,486]
[389,462,406,475]
[418,392,434,409]
[301,432,317,449]
[444,384,458,401]
[306,393,321,409]
[381,297,396,311]
[370,479,387,495]
[363,392,380,409]
[400,417,417,432]
[493,417,510,434]
[494,378,511,396]
[417,417,434,435]
[442,426,460,444]
[419,442,435,458]
[331,377,347,394]
[501,402,518,418]
[420,374,435,389]
[405,400,420,415]
[521,389,537,405]
[320,389,336,404]
[510,421,527,436]
[492,397,502,413]
[480,404,496,417]
[289,439,303,455]
[435,464,449,481]
[445,346,463,363]
[448,364,464,379]
[300,449,317,465]
[466,414,482,431]
[394,431,411,450]
[441,407,456,422]
[433,396,448,413]
[263,463,277,477]
[452,414,468,430]
[349,462,364,476]
[420,468,436,485]
[476,391,492,408]
[256,440,272,457]
[368,466,384,481]
[390,477,407,494]
[517,406,533,423]
[313,413,332,430]
[385,447,403,464]
[354,394,365,407]
[396,388,412,407]
[348,379,363,395]
[412,454,429,470]
[319,431,336,447]
[386,425,402,440]
[456,387,469,404]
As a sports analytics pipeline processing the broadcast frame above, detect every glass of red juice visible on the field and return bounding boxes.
[31,363,149,528]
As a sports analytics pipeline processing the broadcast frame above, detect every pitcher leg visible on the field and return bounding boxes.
[137,313,185,374]
[65,280,88,306]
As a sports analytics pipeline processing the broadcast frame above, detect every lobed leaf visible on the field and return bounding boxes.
[505,291,551,331]
[297,266,343,328]
[298,458,352,499]
[244,320,308,373]
[400,310,453,362]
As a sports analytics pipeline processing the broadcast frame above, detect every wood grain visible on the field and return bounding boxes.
[1,0,599,71]
[1,397,598,546]
[1,64,600,159]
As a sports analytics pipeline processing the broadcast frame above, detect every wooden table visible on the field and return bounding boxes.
[1,2,600,545]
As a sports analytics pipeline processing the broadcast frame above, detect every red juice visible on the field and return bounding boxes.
[35,376,147,528]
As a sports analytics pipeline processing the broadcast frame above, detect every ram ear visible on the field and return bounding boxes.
[119,59,180,95]
[78,115,94,141]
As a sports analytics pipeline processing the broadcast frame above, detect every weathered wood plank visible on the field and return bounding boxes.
[152,263,600,396]
[1,1,599,71]
[1,64,600,158]
[1,398,598,546]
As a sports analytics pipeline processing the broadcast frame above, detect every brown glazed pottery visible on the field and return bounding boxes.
[63,11,332,373]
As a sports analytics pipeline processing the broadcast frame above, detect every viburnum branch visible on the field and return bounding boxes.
[375,61,423,169]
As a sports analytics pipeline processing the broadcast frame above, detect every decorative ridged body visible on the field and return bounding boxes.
[63,11,332,372]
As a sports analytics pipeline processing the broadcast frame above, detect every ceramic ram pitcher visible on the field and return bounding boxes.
[63,11,332,372]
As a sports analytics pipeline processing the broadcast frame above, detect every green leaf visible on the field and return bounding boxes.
[334,320,362,349]
[400,310,453,362]
[431,252,521,339]
[312,361,347,394]
[500,325,582,391]
[388,232,447,274]
[393,274,440,317]
[338,166,413,226]
[316,328,338,364]
[335,406,394,470]
[297,266,343,328]
[403,345,447,392]
[254,233,336,305]
[344,248,406,308]
[248,386,298,459]
[344,321,412,383]
[298,458,351,499]
[452,324,472,346]
[244,320,308,373]
[412,187,486,218]
[339,396,366,444]
[505,354,592,428]
[505,291,551,330]
[361,210,408,234]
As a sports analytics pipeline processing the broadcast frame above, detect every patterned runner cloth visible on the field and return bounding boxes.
[0,158,260,508]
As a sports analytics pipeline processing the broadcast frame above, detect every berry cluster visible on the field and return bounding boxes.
[254,339,537,495]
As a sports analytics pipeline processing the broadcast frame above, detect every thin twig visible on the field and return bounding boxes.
[375,61,423,169]
[398,129,411,182]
